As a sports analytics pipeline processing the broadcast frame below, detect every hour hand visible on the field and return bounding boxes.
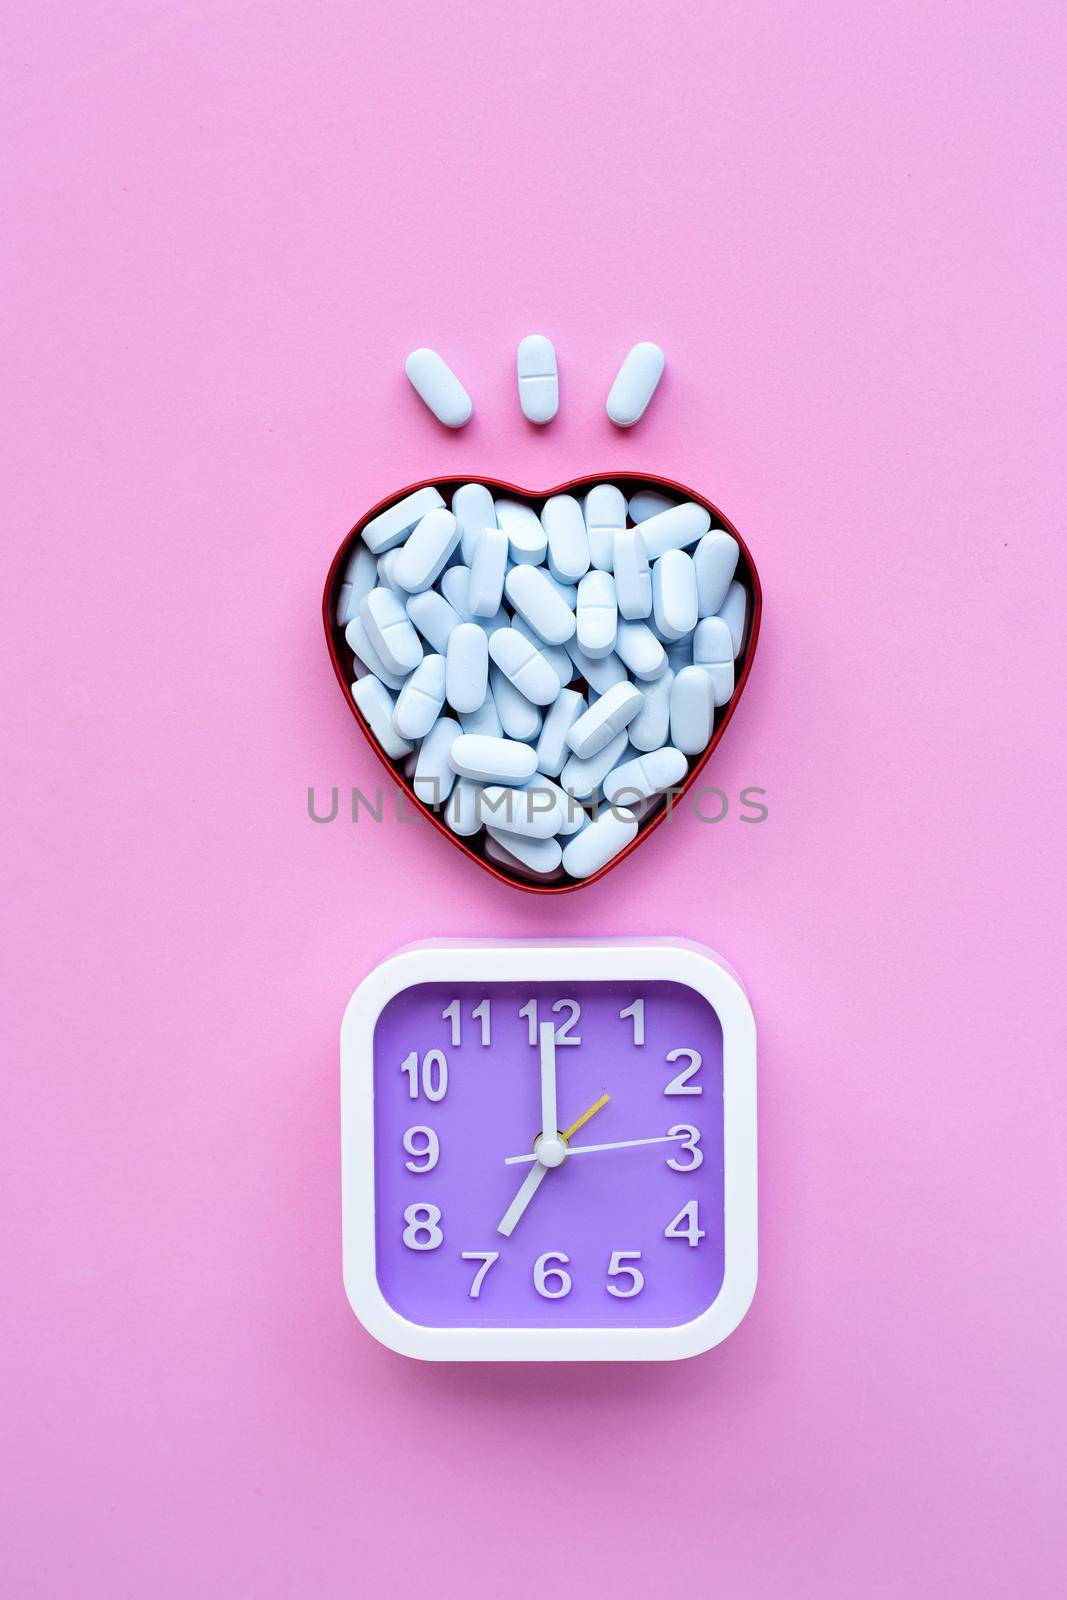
[497,1163,550,1238]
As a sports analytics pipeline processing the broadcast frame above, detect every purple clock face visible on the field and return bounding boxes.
[372,980,725,1327]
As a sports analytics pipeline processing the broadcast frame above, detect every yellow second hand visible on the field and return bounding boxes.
[562,1093,610,1143]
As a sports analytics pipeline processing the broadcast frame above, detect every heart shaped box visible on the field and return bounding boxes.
[323,473,762,894]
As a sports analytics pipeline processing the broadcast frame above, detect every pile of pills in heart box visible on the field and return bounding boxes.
[334,477,748,884]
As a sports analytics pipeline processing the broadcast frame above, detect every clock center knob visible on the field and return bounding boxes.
[535,1135,567,1169]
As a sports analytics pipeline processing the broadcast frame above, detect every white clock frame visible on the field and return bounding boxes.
[340,937,757,1362]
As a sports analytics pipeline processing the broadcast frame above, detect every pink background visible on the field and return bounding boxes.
[4,3,1064,1595]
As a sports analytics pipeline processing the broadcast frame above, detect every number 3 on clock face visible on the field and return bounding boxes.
[340,938,757,1362]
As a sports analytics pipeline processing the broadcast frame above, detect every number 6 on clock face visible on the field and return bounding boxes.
[340,938,757,1362]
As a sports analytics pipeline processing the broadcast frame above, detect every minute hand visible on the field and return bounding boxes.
[504,1133,685,1166]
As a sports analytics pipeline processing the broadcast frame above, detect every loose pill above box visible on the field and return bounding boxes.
[517,335,559,425]
[405,349,473,428]
[606,343,664,427]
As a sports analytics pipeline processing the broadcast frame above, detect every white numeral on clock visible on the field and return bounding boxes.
[461,1251,499,1298]
[619,998,645,1045]
[403,1203,443,1250]
[666,1124,703,1172]
[664,1047,702,1095]
[402,1125,439,1172]
[533,1251,572,1298]
[664,1200,706,1247]
[552,999,581,1045]
[442,998,491,1047]
[519,999,582,1047]
[606,1251,644,1297]
[400,1048,448,1101]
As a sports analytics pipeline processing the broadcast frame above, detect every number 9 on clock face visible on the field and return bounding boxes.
[340,938,757,1361]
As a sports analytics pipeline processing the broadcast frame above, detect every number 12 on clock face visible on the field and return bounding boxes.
[341,939,757,1362]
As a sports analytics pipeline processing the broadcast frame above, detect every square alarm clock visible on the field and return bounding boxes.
[340,938,757,1360]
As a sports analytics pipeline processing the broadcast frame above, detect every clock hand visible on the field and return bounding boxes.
[562,1093,610,1141]
[503,1132,687,1165]
[497,1162,550,1238]
[496,1092,610,1237]
[538,1020,558,1152]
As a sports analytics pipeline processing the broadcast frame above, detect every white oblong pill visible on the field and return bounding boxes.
[628,489,675,523]
[576,570,619,659]
[602,746,688,807]
[566,681,644,760]
[560,729,630,800]
[458,689,502,738]
[639,501,712,562]
[511,616,572,691]
[505,564,577,647]
[652,550,699,642]
[627,668,674,752]
[336,541,377,626]
[480,781,564,839]
[439,565,507,634]
[350,676,414,761]
[670,666,714,754]
[614,619,667,680]
[543,571,578,609]
[717,580,748,658]
[452,482,497,564]
[566,681,643,761]
[391,507,460,593]
[445,778,486,836]
[485,831,563,877]
[406,589,463,655]
[405,348,472,428]
[666,638,692,673]
[583,484,627,571]
[362,486,446,555]
[694,531,740,617]
[495,498,548,566]
[562,805,640,877]
[536,687,585,778]
[606,342,664,427]
[488,627,560,706]
[449,734,538,785]
[693,617,735,706]
[517,334,558,425]
[446,622,490,715]
[541,495,590,583]
[490,666,542,741]
[468,526,509,617]
[376,550,406,594]
[613,528,652,620]
[529,775,587,835]
[345,614,409,691]
[360,587,424,676]
[394,653,447,740]
[563,635,627,696]
[413,715,460,806]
